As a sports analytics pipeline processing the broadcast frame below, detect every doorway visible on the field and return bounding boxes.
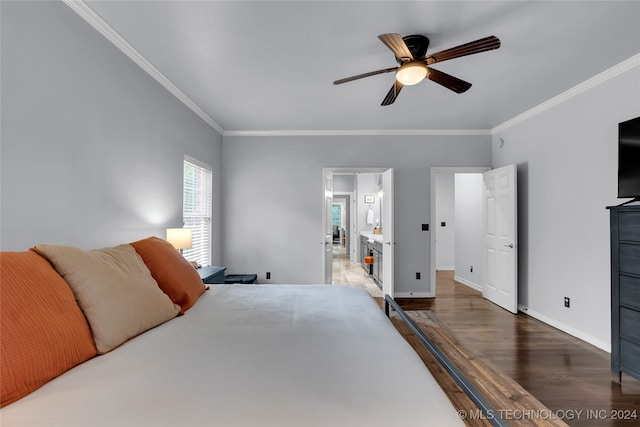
[430,167,489,297]
[333,194,351,257]
[322,168,394,298]
[430,165,519,314]
[331,175,379,297]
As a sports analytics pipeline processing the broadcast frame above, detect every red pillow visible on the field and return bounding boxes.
[0,250,97,407]
[130,236,206,314]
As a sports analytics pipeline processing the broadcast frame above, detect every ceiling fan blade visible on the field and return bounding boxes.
[381,81,404,106]
[378,33,414,62]
[427,67,472,93]
[333,67,397,85]
[425,35,500,65]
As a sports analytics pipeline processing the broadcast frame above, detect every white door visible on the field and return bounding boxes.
[322,169,333,284]
[482,164,518,313]
[382,168,395,298]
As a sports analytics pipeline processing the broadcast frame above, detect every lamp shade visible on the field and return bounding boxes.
[395,62,428,86]
[166,228,192,250]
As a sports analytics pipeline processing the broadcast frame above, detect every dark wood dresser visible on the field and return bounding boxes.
[608,203,640,382]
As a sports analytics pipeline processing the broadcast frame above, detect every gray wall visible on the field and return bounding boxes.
[357,173,381,233]
[222,135,491,294]
[0,1,223,261]
[435,174,455,270]
[454,173,484,288]
[333,174,355,193]
[492,63,640,350]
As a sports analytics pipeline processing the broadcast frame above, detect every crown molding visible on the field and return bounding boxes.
[63,0,225,135]
[62,1,639,140]
[63,1,488,139]
[223,129,492,137]
[492,53,640,135]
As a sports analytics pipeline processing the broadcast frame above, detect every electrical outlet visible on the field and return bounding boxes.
[564,297,570,308]
[416,272,421,280]
[266,272,271,280]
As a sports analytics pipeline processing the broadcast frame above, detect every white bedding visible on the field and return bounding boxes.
[1,285,464,426]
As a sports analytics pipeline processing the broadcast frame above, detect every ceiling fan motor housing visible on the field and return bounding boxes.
[398,34,430,63]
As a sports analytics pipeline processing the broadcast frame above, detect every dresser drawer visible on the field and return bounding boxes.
[621,275,640,311]
[620,307,640,345]
[620,243,640,276]
[621,339,640,378]
[619,211,640,242]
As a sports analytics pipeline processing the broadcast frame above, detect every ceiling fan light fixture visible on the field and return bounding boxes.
[334,34,500,105]
[395,62,427,85]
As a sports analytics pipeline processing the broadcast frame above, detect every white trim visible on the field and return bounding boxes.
[454,275,482,292]
[517,305,611,352]
[437,266,455,271]
[223,129,491,137]
[62,0,225,135]
[394,292,432,298]
[492,53,640,135]
[184,154,212,171]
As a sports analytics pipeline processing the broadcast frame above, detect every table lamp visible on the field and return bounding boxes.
[166,227,192,254]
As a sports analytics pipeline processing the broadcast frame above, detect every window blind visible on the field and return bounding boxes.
[182,158,212,267]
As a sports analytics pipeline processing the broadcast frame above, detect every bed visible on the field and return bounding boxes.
[1,284,465,426]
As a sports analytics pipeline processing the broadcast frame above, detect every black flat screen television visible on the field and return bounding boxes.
[618,116,640,200]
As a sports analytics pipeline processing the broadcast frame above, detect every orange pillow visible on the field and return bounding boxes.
[130,236,206,314]
[0,250,97,407]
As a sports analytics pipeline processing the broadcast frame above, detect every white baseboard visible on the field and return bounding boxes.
[453,275,482,292]
[394,292,432,298]
[517,304,610,352]
[436,266,455,271]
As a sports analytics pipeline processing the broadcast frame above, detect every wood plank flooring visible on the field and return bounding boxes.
[391,271,640,427]
[388,308,567,426]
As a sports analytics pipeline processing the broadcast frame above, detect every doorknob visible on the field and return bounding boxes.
[504,244,514,248]
[385,241,395,245]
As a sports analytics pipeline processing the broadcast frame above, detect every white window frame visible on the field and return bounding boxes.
[182,156,212,267]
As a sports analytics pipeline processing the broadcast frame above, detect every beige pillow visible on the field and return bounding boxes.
[35,244,180,354]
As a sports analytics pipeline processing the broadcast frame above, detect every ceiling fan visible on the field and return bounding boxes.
[333,34,501,106]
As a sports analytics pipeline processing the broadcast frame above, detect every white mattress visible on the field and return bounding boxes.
[1,285,464,427]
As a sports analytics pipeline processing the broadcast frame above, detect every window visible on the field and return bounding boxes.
[332,205,341,227]
[182,157,212,267]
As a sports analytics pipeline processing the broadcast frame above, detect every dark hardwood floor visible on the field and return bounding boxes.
[392,271,640,426]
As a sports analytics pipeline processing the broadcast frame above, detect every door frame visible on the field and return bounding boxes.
[430,167,490,297]
[323,167,394,289]
[334,192,355,259]
[381,168,395,298]
[322,169,334,284]
[332,198,346,244]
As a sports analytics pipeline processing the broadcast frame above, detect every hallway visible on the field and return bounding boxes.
[331,244,382,297]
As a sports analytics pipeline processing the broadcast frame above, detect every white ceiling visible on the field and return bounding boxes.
[79,1,640,134]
